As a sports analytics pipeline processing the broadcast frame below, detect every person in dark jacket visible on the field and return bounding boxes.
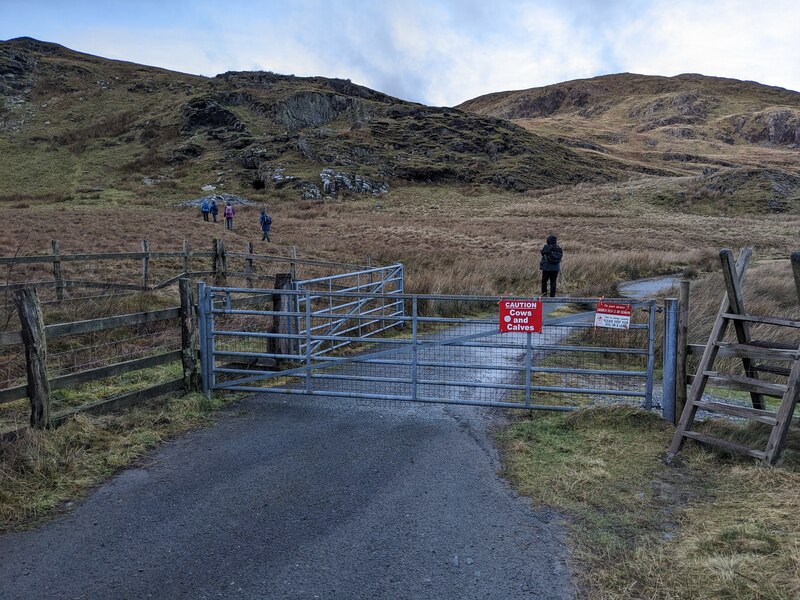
[259,208,272,242]
[210,199,219,222]
[539,234,563,297]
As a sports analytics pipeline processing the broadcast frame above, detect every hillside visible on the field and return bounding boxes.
[0,38,631,205]
[459,73,800,213]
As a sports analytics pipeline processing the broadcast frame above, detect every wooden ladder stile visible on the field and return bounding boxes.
[668,249,800,466]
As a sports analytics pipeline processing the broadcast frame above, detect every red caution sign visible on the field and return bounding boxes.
[499,300,543,333]
[594,301,632,329]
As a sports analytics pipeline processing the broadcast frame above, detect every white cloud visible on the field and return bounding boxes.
[4,0,799,104]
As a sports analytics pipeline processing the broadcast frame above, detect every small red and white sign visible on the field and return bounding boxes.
[499,300,543,333]
[594,301,633,329]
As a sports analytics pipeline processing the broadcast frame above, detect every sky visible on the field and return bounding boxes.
[2,0,799,106]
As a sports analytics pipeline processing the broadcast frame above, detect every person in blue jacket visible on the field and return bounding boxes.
[260,208,272,242]
[200,198,210,221]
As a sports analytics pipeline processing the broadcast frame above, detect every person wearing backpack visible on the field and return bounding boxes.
[200,198,210,222]
[223,201,235,230]
[259,208,272,242]
[539,234,563,297]
[210,199,219,223]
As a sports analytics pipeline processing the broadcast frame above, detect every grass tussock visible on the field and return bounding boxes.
[498,405,800,599]
[0,391,229,530]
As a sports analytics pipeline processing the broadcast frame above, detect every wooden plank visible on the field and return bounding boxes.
[704,371,788,398]
[682,430,766,459]
[245,241,254,288]
[676,280,690,424]
[0,350,181,405]
[0,330,22,347]
[764,356,800,465]
[752,364,792,377]
[714,342,800,361]
[52,240,64,302]
[792,252,800,308]
[668,248,751,456]
[687,343,705,355]
[721,313,800,329]
[49,350,181,390]
[0,383,27,404]
[63,280,145,291]
[720,249,765,410]
[13,288,50,428]
[141,240,150,289]
[44,307,180,338]
[49,378,184,426]
[182,239,190,274]
[693,400,778,425]
[0,251,214,266]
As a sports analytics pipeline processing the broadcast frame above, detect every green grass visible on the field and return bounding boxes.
[498,405,800,599]
[0,390,235,531]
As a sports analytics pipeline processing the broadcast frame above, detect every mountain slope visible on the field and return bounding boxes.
[458,73,800,213]
[458,73,800,171]
[0,38,629,204]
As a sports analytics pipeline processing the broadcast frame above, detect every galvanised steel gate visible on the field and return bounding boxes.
[197,284,660,411]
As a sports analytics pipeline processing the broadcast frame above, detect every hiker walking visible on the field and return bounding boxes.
[259,208,272,242]
[210,199,219,223]
[223,201,236,231]
[539,234,563,297]
[200,198,210,222]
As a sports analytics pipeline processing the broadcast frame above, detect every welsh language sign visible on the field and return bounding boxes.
[499,300,543,333]
[594,301,632,329]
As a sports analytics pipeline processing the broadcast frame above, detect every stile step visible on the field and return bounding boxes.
[721,313,800,329]
[693,400,777,425]
[713,342,800,362]
[682,430,766,460]
[703,371,788,398]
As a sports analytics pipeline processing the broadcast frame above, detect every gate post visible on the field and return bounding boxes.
[411,296,418,401]
[645,302,657,410]
[271,273,294,362]
[305,288,312,393]
[663,298,679,422]
[196,281,210,396]
[13,287,50,428]
[179,278,200,392]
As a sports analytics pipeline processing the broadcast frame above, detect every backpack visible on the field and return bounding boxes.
[548,245,563,263]
[265,215,272,226]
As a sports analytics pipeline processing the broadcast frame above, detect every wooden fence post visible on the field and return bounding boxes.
[270,273,294,361]
[141,240,150,290]
[675,280,690,424]
[245,241,254,288]
[13,287,50,428]
[51,240,64,302]
[182,239,190,275]
[212,239,227,286]
[792,252,800,305]
[290,245,297,280]
[179,278,200,392]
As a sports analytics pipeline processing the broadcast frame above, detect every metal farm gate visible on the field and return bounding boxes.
[197,274,661,412]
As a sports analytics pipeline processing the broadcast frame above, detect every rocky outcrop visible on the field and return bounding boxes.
[274,92,372,130]
[725,108,800,146]
[181,97,246,132]
[320,168,389,195]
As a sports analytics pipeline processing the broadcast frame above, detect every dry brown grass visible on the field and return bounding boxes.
[1,182,797,302]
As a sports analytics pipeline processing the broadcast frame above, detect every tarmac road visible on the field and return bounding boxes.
[0,396,574,599]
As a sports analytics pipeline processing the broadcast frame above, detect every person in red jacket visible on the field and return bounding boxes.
[223,201,235,231]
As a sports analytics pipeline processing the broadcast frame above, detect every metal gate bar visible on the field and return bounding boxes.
[199,284,660,410]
